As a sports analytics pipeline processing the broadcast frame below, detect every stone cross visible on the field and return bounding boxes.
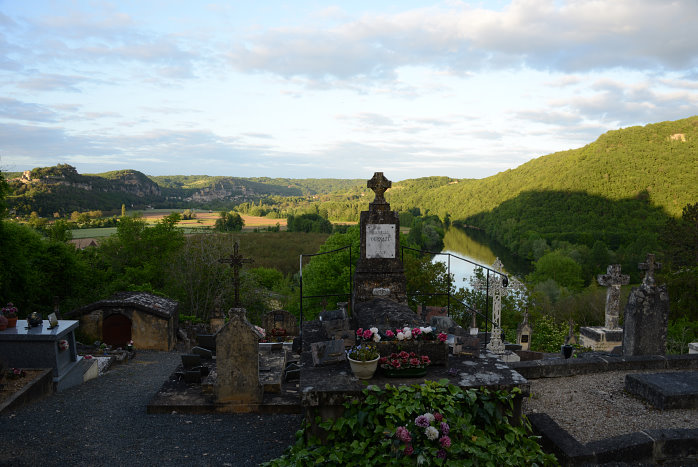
[472,258,512,354]
[218,241,254,307]
[367,172,391,205]
[597,264,630,329]
[639,253,662,288]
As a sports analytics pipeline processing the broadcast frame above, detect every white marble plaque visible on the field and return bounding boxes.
[372,287,391,296]
[366,224,395,258]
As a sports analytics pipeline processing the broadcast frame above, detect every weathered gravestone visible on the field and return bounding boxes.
[623,253,670,356]
[580,264,629,351]
[353,172,407,305]
[262,309,299,337]
[215,308,263,410]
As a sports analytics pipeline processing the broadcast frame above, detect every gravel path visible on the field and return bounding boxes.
[523,368,698,444]
[0,351,302,467]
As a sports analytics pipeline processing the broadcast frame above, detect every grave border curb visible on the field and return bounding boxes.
[527,412,698,466]
[512,354,698,379]
[0,368,53,414]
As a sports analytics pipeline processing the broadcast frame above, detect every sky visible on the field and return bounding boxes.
[1,0,697,181]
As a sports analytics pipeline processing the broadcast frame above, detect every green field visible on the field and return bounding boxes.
[71,227,118,238]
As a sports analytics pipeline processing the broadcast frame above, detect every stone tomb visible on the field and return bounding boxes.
[0,320,91,391]
[625,371,698,410]
[68,291,179,351]
[580,264,629,352]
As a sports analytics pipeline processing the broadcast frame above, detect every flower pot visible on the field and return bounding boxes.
[382,367,427,378]
[348,356,380,379]
[7,317,17,328]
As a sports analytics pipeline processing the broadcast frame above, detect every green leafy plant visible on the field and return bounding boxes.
[263,380,557,466]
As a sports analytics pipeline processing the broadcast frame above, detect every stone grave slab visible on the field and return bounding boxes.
[311,340,346,366]
[625,371,698,410]
[259,348,287,394]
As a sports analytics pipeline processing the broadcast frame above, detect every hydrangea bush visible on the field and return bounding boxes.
[264,380,558,466]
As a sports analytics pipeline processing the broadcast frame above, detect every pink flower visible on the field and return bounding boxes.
[440,422,450,435]
[385,329,394,338]
[439,435,451,448]
[356,328,363,336]
[391,360,402,369]
[421,356,431,364]
[396,426,412,443]
[437,449,446,459]
[409,358,420,366]
[379,357,388,364]
[412,327,422,336]
[363,329,372,339]
[434,413,443,422]
[398,351,409,359]
[415,415,429,428]
[404,444,414,456]
[438,332,448,342]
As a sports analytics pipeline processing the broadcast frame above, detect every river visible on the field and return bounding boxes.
[433,227,531,291]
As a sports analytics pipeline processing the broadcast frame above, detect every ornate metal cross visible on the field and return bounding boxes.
[367,172,391,204]
[597,264,630,329]
[639,253,661,287]
[218,241,254,307]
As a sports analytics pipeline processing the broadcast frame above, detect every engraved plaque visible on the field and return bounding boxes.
[372,287,391,296]
[366,224,395,258]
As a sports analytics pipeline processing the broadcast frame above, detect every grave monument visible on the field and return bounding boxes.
[215,308,264,410]
[516,310,532,351]
[352,172,407,305]
[351,172,423,331]
[622,253,670,356]
[580,264,629,351]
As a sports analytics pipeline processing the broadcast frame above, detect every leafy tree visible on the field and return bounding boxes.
[527,251,584,292]
[287,213,333,233]
[215,211,244,231]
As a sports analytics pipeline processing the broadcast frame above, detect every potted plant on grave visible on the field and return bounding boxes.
[346,341,381,380]
[1,303,18,328]
[380,351,432,378]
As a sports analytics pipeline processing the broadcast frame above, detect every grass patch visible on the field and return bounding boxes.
[71,227,117,238]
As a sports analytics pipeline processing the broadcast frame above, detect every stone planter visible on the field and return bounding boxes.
[348,356,380,379]
[376,341,448,366]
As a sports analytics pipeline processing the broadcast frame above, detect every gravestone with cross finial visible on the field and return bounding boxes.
[516,309,533,351]
[218,241,254,308]
[353,172,407,306]
[579,264,629,351]
[622,253,670,356]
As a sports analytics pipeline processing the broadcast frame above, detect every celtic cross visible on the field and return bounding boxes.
[367,172,391,205]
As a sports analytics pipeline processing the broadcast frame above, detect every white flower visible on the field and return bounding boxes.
[373,333,381,343]
[425,426,439,440]
[370,327,379,335]
[422,326,433,334]
[424,413,435,423]
[404,329,412,339]
[397,332,405,341]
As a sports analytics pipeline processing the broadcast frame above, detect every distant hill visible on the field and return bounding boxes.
[5,164,365,216]
[388,116,698,219]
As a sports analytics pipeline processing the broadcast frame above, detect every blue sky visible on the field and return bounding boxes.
[1,1,696,180]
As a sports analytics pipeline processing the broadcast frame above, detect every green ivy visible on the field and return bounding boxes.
[263,380,557,466]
